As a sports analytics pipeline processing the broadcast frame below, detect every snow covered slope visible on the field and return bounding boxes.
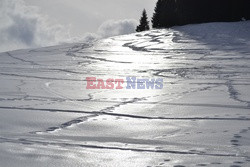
[0,21,250,167]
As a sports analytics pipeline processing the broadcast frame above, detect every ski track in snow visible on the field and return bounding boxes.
[0,22,250,166]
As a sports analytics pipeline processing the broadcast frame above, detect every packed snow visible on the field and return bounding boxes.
[0,21,250,167]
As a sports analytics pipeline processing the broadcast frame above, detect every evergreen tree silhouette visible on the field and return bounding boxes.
[152,0,164,28]
[136,9,150,32]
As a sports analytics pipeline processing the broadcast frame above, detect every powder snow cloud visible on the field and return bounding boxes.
[0,0,138,52]
[0,0,73,52]
[97,19,138,38]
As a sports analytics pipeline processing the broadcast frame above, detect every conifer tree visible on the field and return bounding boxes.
[152,0,163,28]
[136,9,150,32]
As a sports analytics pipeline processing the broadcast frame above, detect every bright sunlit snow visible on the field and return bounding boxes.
[0,21,250,167]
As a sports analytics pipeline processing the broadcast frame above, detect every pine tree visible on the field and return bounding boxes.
[152,0,163,28]
[136,9,150,32]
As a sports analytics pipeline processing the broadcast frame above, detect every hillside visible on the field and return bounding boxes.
[0,21,250,167]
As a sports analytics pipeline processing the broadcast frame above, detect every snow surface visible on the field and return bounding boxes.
[0,21,250,167]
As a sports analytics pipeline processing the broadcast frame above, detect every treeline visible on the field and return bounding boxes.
[152,0,250,28]
[136,0,250,31]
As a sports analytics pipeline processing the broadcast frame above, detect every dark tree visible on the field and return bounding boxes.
[152,0,164,28]
[136,9,150,32]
